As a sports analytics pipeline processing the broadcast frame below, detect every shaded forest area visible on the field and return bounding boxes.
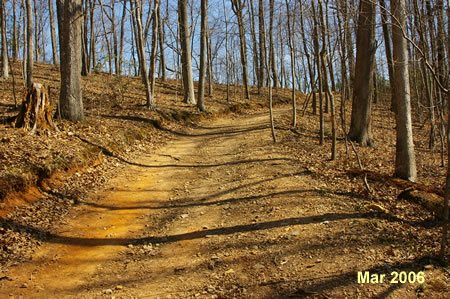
[0,0,449,297]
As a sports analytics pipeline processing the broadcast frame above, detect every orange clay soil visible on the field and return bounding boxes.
[0,107,448,299]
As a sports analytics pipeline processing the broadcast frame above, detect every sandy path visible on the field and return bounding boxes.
[0,107,435,299]
[0,109,293,297]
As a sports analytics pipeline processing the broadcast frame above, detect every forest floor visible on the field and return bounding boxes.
[0,62,449,298]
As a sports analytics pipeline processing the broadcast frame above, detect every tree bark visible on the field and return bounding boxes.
[26,0,33,88]
[258,0,266,93]
[231,0,250,100]
[0,0,9,79]
[197,0,208,111]
[178,0,195,104]
[348,0,376,146]
[268,0,278,88]
[49,0,59,65]
[59,0,85,121]
[12,0,17,62]
[285,0,295,126]
[131,0,154,109]
[118,0,126,75]
[149,0,160,102]
[157,2,166,80]
[392,0,417,182]
[380,0,395,111]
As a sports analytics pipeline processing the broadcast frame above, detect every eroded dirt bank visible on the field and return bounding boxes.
[0,108,448,298]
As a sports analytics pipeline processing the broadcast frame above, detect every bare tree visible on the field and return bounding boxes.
[379,0,395,110]
[26,0,33,87]
[285,0,295,126]
[149,0,160,99]
[268,0,278,88]
[348,0,376,146]
[0,0,8,79]
[392,0,417,181]
[178,0,195,104]
[131,0,154,109]
[59,0,84,121]
[157,2,166,80]
[231,0,250,100]
[49,0,59,65]
[197,0,208,111]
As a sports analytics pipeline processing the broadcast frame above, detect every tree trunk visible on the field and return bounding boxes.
[231,0,250,100]
[258,0,266,92]
[33,0,39,62]
[197,0,208,111]
[319,0,336,160]
[157,2,166,80]
[178,0,195,104]
[59,0,85,121]
[81,0,89,76]
[26,0,33,88]
[348,0,376,146]
[0,0,8,79]
[392,0,417,182]
[12,0,17,62]
[268,0,278,88]
[285,0,295,127]
[49,0,59,65]
[131,0,154,109]
[149,0,159,103]
[118,0,126,75]
[312,1,324,145]
[89,0,96,70]
[380,0,395,111]
[249,0,259,88]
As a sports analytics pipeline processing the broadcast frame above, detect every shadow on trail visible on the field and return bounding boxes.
[1,207,439,250]
[0,212,370,248]
[81,189,319,211]
[102,114,270,138]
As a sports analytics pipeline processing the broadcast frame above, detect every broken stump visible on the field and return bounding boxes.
[14,83,58,133]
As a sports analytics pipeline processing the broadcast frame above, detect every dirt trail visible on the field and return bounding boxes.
[0,108,442,298]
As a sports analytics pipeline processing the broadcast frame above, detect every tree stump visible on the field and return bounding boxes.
[14,83,58,134]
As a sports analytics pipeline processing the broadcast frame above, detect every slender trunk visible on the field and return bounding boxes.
[131,0,154,109]
[33,0,39,62]
[49,0,59,65]
[149,0,160,104]
[392,0,417,181]
[90,0,96,70]
[223,0,230,103]
[26,0,33,87]
[197,0,208,111]
[299,0,315,114]
[319,0,336,159]
[178,0,195,104]
[157,3,166,80]
[118,1,126,75]
[249,0,259,88]
[12,0,18,62]
[312,1,324,145]
[268,0,278,88]
[231,0,250,100]
[285,0,295,126]
[258,0,265,91]
[0,0,8,78]
[380,0,395,111]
